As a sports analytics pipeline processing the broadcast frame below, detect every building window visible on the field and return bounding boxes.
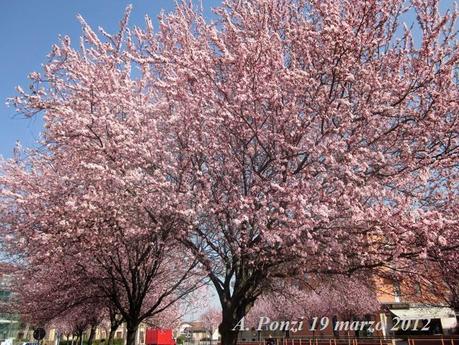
[139,331,144,343]
[116,332,123,339]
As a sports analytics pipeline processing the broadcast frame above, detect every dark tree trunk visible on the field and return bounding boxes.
[218,325,238,345]
[210,261,264,345]
[75,331,83,345]
[126,325,138,345]
[108,310,123,345]
[87,325,97,345]
[218,308,242,345]
[107,329,116,345]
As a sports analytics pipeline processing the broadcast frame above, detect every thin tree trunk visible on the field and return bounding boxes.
[108,310,123,345]
[107,329,116,345]
[87,325,97,345]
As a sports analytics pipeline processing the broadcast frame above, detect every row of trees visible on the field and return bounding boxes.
[0,1,458,345]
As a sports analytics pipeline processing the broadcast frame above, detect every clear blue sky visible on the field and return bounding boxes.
[0,1,221,159]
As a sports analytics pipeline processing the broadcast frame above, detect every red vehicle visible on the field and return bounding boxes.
[146,329,176,345]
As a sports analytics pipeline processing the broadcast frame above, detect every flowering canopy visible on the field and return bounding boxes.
[1,1,458,345]
[1,7,201,345]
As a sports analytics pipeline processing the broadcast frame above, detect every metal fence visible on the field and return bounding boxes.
[209,336,459,345]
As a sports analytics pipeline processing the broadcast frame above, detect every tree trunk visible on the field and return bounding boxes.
[126,326,138,345]
[218,326,238,345]
[108,310,123,345]
[107,329,116,345]
[212,266,261,345]
[87,325,97,345]
[75,331,83,345]
[219,310,240,345]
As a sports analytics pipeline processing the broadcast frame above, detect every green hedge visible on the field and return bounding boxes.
[176,335,186,345]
